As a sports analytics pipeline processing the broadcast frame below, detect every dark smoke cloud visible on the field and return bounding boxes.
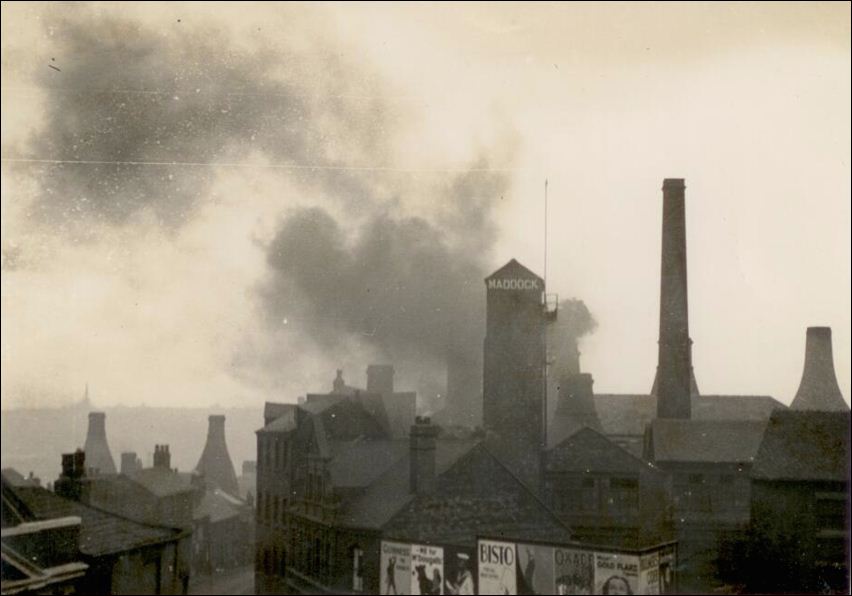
[259,163,511,388]
[12,11,530,406]
[22,15,390,229]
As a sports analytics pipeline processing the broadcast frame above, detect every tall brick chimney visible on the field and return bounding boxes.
[153,445,172,469]
[791,327,848,411]
[367,364,395,396]
[195,415,239,496]
[410,416,439,493]
[653,179,698,419]
[83,412,117,475]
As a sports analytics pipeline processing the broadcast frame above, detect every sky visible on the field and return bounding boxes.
[1,1,850,409]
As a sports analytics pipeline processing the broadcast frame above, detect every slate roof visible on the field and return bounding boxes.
[326,439,408,489]
[338,439,479,530]
[752,410,851,482]
[551,393,786,439]
[1,469,40,489]
[546,427,660,476]
[380,442,573,548]
[194,489,246,524]
[258,409,297,433]
[263,402,297,426]
[646,419,768,464]
[129,468,195,498]
[9,486,183,557]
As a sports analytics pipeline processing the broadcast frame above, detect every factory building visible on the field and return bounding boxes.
[548,180,784,458]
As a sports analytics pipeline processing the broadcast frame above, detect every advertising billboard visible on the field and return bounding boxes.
[594,552,639,595]
[554,547,595,595]
[515,543,555,594]
[478,538,517,595]
[444,545,476,595]
[381,541,412,595]
[411,544,444,595]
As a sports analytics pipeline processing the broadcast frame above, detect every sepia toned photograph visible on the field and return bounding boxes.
[1,2,849,594]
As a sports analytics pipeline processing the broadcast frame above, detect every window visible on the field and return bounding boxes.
[816,494,846,531]
[609,477,639,512]
[553,476,598,512]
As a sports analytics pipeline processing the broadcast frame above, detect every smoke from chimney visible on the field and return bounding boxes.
[790,327,848,411]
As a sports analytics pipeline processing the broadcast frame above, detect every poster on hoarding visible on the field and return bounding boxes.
[411,544,444,595]
[657,546,675,595]
[478,539,517,595]
[553,547,595,595]
[638,551,660,595]
[594,552,639,595]
[515,543,555,595]
[381,541,412,595]
[444,545,476,596]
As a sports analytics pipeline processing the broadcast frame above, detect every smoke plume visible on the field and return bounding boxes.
[258,161,511,404]
[549,298,598,379]
[3,7,514,407]
[20,12,390,232]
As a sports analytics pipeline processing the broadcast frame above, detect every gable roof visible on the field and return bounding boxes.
[485,258,543,282]
[584,393,786,438]
[263,402,297,426]
[327,439,408,489]
[646,419,768,464]
[128,468,196,498]
[9,485,183,557]
[752,410,850,482]
[2,477,36,527]
[338,439,478,530]
[381,442,573,548]
[194,488,246,524]
[546,427,660,476]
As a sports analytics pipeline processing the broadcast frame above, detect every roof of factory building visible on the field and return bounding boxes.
[7,485,184,557]
[752,409,851,482]
[546,427,661,476]
[128,468,196,498]
[550,393,786,439]
[645,419,769,464]
[373,442,573,548]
